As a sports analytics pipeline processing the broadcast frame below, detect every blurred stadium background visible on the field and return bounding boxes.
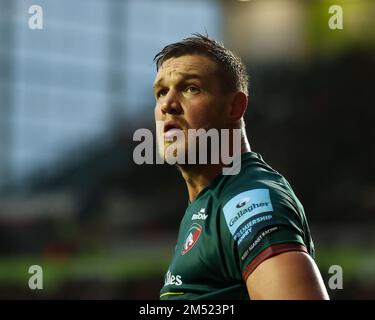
[0,0,374,299]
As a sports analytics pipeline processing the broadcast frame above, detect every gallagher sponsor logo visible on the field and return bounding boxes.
[223,189,274,236]
[229,202,270,227]
[182,223,202,255]
[236,197,250,208]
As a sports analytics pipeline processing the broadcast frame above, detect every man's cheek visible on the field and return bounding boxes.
[154,107,160,120]
[188,117,206,129]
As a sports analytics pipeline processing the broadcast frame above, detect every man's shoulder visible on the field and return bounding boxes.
[214,152,287,206]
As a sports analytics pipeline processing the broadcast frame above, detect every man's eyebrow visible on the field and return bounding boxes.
[153,72,204,89]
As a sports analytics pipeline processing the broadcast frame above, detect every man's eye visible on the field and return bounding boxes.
[186,86,200,94]
[157,89,168,98]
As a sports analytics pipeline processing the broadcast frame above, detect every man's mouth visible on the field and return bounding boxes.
[164,121,183,141]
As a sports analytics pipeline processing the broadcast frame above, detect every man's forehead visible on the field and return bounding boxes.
[154,55,216,84]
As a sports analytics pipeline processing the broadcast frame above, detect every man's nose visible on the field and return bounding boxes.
[161,91,182,115]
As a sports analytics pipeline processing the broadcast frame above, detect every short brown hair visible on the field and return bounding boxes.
[153,33,249,97]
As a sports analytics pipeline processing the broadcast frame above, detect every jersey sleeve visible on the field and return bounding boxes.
[220,186,311,282]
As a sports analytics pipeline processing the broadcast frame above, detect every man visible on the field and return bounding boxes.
[153,34,329,300]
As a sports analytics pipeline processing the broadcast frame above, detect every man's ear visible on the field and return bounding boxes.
[228,91,247,121]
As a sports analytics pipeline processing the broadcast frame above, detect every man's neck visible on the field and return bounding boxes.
[179,141,251,202]
[178,163,224,202]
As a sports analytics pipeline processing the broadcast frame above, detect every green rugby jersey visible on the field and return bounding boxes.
[160,152,315,300]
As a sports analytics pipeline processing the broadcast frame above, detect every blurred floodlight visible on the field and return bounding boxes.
[224,0,307,62]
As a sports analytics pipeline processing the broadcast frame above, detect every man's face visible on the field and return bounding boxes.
[153,54,231,162]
